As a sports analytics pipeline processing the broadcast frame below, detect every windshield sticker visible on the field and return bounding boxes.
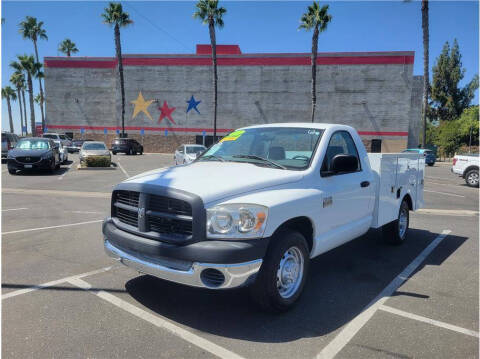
[220,130,245,142]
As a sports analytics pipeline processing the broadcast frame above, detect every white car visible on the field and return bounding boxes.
[452,154,479,187]
[103,123,425,312]
[174,144,207,165]
[53,140,68,164]
[43,133,73,152]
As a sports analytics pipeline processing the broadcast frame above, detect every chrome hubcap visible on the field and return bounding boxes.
[276,246,304,299]
[398,206,408,239]
[468,172,478,185]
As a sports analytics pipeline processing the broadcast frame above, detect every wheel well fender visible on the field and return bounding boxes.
[270,216,314,253]
[464,165,479,176]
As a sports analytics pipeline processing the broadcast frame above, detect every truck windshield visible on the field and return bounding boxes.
[198,127,323,170]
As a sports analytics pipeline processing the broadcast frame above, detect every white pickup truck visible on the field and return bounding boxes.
[451,154,479,188]
[103,123,424,312]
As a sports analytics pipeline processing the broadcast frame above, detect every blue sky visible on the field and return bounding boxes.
[2,0,479,133]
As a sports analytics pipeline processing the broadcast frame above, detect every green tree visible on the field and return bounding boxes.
[19,16,47,130]
[193,0,227,142]
[431,39,479,122]
[10,72,26,135]
[11,55,42,136]
[2,86,17,133]
[457,106,479,150]
[102,2,132,138]
[299,1,332,123]
[58,38,79,57]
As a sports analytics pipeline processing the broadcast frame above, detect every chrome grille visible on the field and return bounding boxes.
[116,207,138,227]
[112,190,193,240]
[149,195,192,216]
[116,190,140,207]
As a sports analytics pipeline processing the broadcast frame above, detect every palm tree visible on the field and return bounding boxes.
[2,86,17,133]
[10,72,26,135]
[19,16,47,130]
[58,38,79,57]
[12,55,41,136]
[10,61,28,135]
[299,2,332,123]
[193,0,226,142]
[102,2,132,138]
[421,0,429,147]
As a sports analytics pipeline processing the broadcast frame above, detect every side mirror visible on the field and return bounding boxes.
[322,154,358,176]
[331,154,358,173]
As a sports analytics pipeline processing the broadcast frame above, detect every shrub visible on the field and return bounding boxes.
[84,156,111,167]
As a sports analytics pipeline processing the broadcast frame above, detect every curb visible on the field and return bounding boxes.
[77,164,116,171]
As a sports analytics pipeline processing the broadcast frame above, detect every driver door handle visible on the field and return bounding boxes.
[361,181,370,188]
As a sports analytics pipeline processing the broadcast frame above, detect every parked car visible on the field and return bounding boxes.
[79,141,111,164]
[174,144,207,165]
[43,133,74,152]
[452,154,479,188]
[403,148,436,166]
[53,140,69,164]
[103,123,425,312]
[70,139,94,153]
[111,138,143,155]
[7,137,60,174]
[2,132,20,159]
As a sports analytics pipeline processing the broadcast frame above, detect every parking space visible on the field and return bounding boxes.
[2,158,478,358]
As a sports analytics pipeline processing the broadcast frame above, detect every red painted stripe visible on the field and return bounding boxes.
[45,55,414,68]
[47,124,408,137]
[196,44,242,55]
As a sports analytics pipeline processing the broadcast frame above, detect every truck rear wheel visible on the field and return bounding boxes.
[465,169,479,188]
[250,229,309,312]
[383,199,409,245]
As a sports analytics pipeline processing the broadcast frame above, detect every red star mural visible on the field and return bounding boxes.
[158,101,176,124]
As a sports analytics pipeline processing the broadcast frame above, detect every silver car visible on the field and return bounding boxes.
[79,141,111,164]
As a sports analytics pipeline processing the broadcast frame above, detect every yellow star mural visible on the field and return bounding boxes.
[131,92,154,121]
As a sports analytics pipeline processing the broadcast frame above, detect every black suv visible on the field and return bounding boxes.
[111,138,143,155]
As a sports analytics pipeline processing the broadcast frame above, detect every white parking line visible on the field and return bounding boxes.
[317,229,451,359]
[116,161,130,178]
[2,207,28,212]
[2,266,113,300]
[68,278,245,359]
[424,189,465,198]
[2,219,103,235]
[379,304,479,338]
[58,161,76,180]
[416,209,478,217]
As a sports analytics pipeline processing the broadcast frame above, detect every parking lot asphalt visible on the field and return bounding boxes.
[2,154,478,359]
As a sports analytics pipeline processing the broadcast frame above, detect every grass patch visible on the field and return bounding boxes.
[82,156,111,168]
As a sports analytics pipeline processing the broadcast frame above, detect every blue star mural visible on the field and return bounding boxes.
[186,95,201,114]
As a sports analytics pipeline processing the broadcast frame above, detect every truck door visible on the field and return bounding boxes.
[316,131,374,251]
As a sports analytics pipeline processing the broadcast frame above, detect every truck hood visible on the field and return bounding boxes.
[124,161,304,204]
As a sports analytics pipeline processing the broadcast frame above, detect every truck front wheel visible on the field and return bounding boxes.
[383,199,409,245]
[250,229,309,312]
[465,169,479,188]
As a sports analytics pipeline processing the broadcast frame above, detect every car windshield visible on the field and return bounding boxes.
[198,127,324,170]
[73,141,84,146]
[43,134,56,139]
[186,146,206,154]
[59,135,68,140]
[16,139,50,150]
[114,139,126,144]
[83,143,107,150]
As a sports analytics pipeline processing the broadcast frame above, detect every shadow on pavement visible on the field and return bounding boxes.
[125,228,467,343]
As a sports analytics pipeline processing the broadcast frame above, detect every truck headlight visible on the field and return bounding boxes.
[207,204,268,239]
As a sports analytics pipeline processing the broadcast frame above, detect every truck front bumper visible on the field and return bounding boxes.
[103,218,267,289]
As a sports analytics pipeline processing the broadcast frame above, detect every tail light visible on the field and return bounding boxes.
[7,139,12,150]
[453,158,457,166]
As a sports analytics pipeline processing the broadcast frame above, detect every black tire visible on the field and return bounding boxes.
[427,163,434,167]
[49,160,56,173]
[112,151,117,155]
[8,168,16,175]
[139,147,143,155]
[250,229,310,313]
[465,169,479,188]
[383,199,409,245]
[128,148,133,156]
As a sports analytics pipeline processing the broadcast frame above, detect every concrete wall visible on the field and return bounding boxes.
[45,49,420,153]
